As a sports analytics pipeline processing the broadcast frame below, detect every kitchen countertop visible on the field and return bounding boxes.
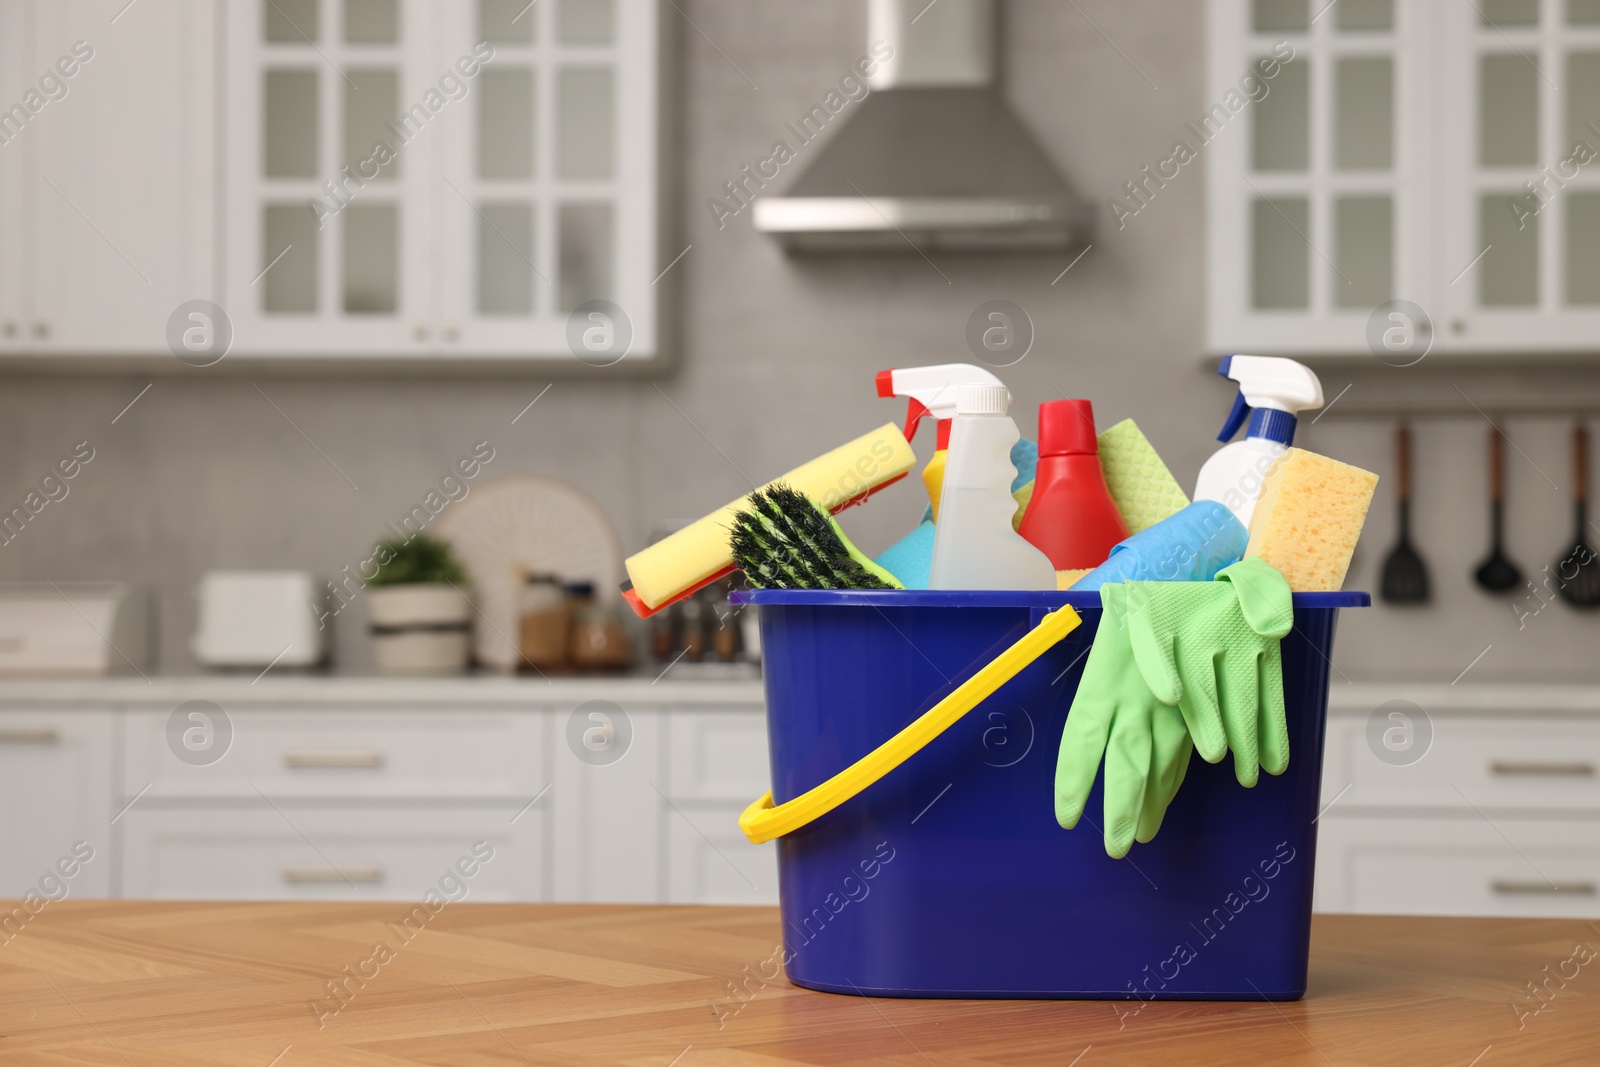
[0,671,766,707]
[1,904,1592,1064]
[0,676,1594,715]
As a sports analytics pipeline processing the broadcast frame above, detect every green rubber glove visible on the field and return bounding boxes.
[1123,558,1295,787]
[1055,583,1195,858]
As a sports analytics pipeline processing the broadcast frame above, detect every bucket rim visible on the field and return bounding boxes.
[731,589,1371,608]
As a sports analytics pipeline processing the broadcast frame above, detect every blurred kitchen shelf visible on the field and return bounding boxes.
[1282,361,1600,419]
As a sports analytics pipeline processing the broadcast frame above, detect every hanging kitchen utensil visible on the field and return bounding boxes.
[1473,426,1524,593]
[1380,422,1430,604]
[1554,421,1600,609]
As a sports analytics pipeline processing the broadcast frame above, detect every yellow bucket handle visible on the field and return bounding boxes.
[739,605,1082,844]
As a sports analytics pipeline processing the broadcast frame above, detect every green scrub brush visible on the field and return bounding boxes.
[731,484,904,590]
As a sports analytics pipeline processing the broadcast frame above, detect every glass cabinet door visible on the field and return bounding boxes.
[1436,0,1600,350]
[434,0,658,363]
[226,0,433,356]
[1207,0,1422,355]
[226,0,659,363]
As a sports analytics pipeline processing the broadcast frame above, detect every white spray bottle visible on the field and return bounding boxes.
[1194,355,1325,527]
[876,363,1007,521]
[929,385,1057,590]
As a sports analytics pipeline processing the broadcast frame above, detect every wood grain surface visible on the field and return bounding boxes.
[1,903,1596,1065]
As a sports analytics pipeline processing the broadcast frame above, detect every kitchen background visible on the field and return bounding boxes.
[3,0,1595,678]
[0,0,1596,913]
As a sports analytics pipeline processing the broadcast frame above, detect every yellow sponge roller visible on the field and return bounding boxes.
[624,423,916,610]
[1246,448,1379,592]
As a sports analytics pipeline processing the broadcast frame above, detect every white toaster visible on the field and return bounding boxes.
[192,571,328,669]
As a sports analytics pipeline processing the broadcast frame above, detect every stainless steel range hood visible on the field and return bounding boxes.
[753,0,1092,253]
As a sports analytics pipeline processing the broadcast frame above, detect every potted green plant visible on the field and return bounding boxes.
[365,534,473,674]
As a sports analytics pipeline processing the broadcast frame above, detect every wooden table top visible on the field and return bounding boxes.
[0,903,1594,1065]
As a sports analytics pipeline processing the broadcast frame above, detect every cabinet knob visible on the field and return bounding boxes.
[1492,880,1596,896]
[1,320,16,338]
[0,728,59,744]
[1490,760,1595,777]
[443,325,460,342]
[32,322,50,339]
[413,325,429,342]
[283,749,385,769]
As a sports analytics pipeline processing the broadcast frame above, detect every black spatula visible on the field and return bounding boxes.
[1554,422,1600,610]
[1474,427,1524,593]
[1380,422,1430,604]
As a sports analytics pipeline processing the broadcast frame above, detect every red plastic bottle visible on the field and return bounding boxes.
[1018,399,1130,570]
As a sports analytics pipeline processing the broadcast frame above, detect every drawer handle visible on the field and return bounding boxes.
[0,729,60,744]
[282,865,384,885]
[1492,880,1597,896]
[1490,761,1596,777]
[283,749,385,770]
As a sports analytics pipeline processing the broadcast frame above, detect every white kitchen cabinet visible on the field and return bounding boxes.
[120,807,544,901]
[121,706,548,801]
[549,705,664,903]
[0,2,34,354]
[0,711,114,898]
[221,0,665,366]
[660,709,778,905]
[1433,0,1600,350]
[0,679,772,904]
[1207,0,1600,356]
[1207,0,1429,356]
[663,802,779,905]
[1315,686,1600,918]
[1315,816,1600,918]
[221,0,436,356]
[1320,711,1600,812]
[27,0,215,355]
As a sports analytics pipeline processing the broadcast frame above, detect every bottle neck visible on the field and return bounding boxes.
[1246,407,1298,447]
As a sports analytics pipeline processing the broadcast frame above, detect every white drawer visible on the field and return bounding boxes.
[120,808,545,901]
[663,800,778,905]
[1322,714,1600,812]
[1314,816,1600,918]
[0,710,113,897]
[663,709,770,801]
[122,709,546,800]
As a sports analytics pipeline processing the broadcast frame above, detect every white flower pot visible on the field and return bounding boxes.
[367,584,473,675]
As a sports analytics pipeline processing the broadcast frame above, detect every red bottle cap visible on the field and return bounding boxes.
[1037,399,1099,457]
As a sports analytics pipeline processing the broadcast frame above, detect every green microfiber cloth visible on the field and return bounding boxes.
[1096,419,1190,534]
[730,484,904,591]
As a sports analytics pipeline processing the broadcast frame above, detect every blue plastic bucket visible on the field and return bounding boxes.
[736,588,1368,1001]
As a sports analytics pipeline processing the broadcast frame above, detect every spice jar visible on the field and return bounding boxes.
[679,596,706,662]
[709,588,740,663]
[570,599,632,671]
[518,573,568,672]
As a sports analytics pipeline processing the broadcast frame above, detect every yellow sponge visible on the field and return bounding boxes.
[1246,448,1379,592]
[1056,569,1092,590]
[624,423,916,610]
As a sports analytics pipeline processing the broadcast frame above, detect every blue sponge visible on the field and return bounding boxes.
[1071,501,1247,591]
[1009,437,1038,493]
[876,519,936,589]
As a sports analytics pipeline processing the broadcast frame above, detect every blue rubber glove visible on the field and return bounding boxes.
[1072,501,1247,591]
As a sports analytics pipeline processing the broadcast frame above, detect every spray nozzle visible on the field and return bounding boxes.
[876,363,1008,443]
[1217,391,1251,443]
[1213,354,1323,447]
